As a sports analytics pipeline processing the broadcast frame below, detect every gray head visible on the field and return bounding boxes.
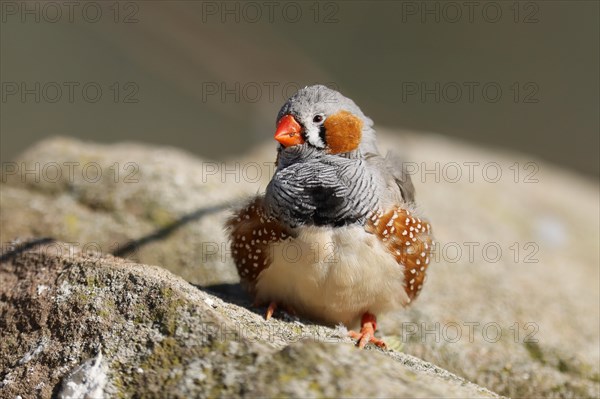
[274,85,379,157]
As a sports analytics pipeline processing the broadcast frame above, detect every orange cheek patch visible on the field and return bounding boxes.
[323,110,363,154]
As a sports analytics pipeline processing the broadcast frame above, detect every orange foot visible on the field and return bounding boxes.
[348,313,387,349]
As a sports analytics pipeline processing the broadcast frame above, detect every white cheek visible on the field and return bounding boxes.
[305,125,325,148]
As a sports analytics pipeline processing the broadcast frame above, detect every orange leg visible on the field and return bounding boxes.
[265,302,277,320]
[254,301,296,321]
[348,313,387,349]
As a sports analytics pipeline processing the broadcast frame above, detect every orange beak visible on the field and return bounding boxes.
[274,115,304,147]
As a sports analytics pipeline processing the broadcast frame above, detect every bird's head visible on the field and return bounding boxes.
[274,85,378,157]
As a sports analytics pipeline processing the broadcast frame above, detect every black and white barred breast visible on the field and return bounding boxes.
[265,149,380,228]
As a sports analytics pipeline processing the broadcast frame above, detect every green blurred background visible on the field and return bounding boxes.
[1,0,598,176]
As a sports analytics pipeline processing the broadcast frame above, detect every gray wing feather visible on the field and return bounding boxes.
[382,151,416,204]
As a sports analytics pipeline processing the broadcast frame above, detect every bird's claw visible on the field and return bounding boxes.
[348,329,387,349]
[348,313,387,349]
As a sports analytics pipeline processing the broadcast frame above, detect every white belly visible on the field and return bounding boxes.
[254,225,409,327]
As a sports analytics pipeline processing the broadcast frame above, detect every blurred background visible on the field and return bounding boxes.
[1,0,598,176]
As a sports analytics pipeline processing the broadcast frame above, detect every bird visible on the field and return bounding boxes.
[227,85,433,349]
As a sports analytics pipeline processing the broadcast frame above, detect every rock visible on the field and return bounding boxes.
[1,134,598,397]
[0,243,499,398]
[58,352,107,399]
[0,137,256,286]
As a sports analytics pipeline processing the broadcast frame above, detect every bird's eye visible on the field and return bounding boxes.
[313,114,324,123]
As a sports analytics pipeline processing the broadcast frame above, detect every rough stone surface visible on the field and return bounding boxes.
[1,135,599,397]
[1,245,498,398]
[1,137,256,286]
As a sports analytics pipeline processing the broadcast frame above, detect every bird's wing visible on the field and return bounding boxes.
[365,206,433,302]
[382,151,416,204]
[226,196,293,294]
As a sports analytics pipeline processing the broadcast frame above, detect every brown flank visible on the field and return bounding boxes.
[365,207,434,302]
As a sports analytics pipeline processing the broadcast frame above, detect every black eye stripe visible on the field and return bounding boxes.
[319,124,327,145]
